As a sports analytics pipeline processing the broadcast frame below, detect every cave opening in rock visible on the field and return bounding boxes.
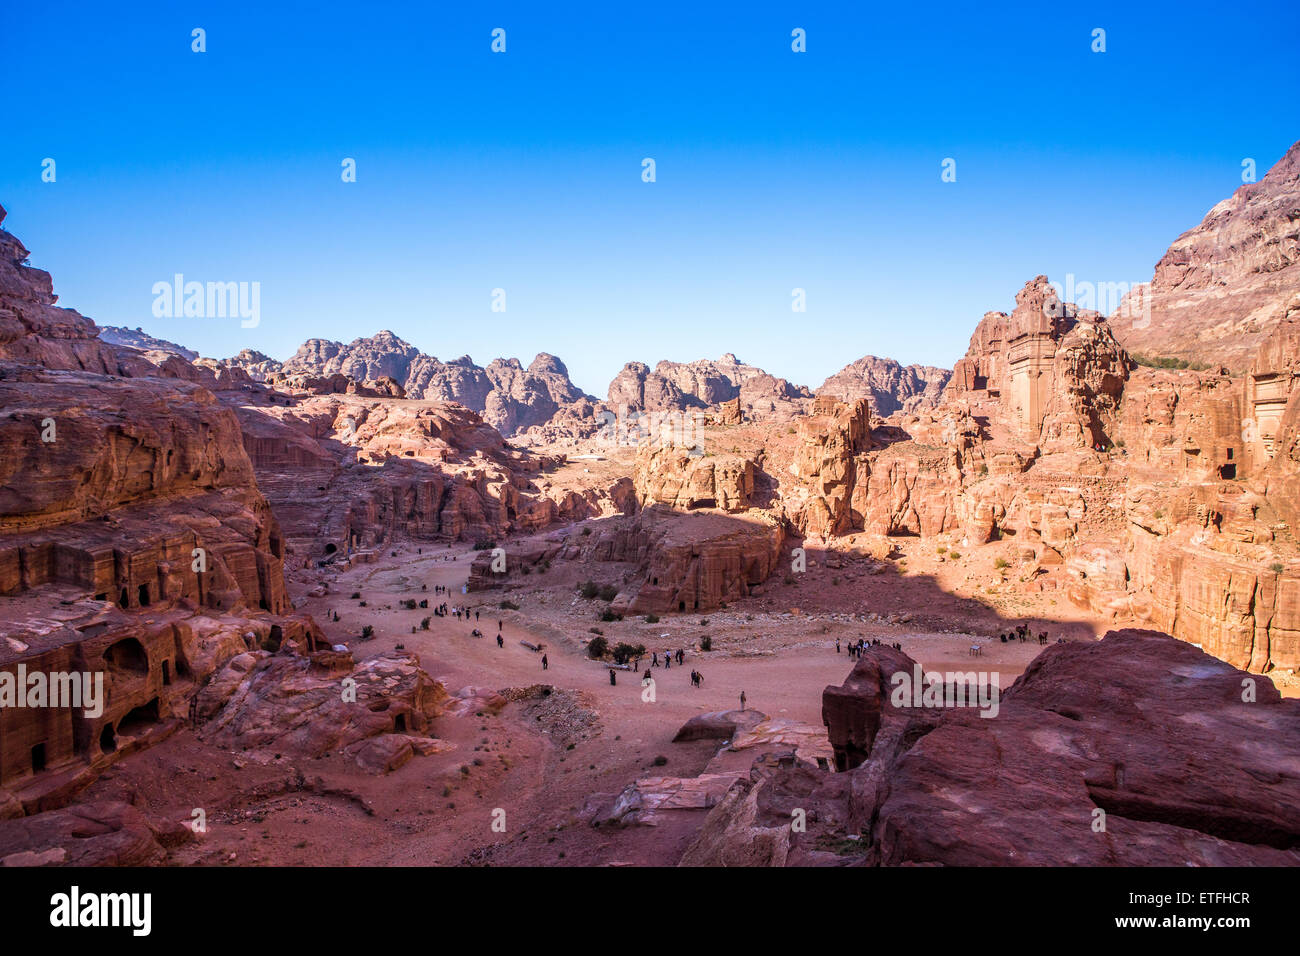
[104,637,149,678]
[100,724,117,754]
[137,583,150,607]
[162,660,171,685]
[31,743,46,773]
[118,698,160,738]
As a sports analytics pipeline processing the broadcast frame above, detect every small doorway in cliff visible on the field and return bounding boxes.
[162,660,172,685]
[31,744,46,774]
[679,601,686,611]
[137,583,151,607]
[394,714,407,733]
[1220,463,1236,479]
[119,587,130,608]
[100,724,117,754]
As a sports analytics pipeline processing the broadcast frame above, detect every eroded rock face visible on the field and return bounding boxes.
[227,392,629,559]
[196,649,448,769]
[634,443,756,513]
[686,631,1300,866]
[280,333,594,435]
[607,354,811,419]
[1113,139,1300,371]
[944,276,1129,449]
[97,327,197,361]
[0,203,318,813]
[818,356,951,417]
[0,800,191,866]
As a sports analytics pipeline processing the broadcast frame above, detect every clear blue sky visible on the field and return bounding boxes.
[3,1,1297,395]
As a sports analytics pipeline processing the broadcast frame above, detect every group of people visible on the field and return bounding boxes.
[649,648,686,669]
[1001,623,1048,645]
[839,637,901,658]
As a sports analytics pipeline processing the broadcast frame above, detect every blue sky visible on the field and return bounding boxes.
[3,1,1298,395]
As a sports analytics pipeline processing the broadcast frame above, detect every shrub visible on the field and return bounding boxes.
[350,592,361,600]
[700,635,712,651]
[600,609,623,622]
[589,627,603,636]
[579,580,599,599]
[700,618,709,626]
[612,642,645,664]
[587,636,609,659]
[1271,563,1285,574]
[832,576,840,586]
[420,617,431,630]
[401,599,417,610]
[581,527,592,536]
[499,600,520,610]
[644,613,660,624]
[948,551,961,561]
[937,545,947,554]
[994,558,1008,569]
[472,539,498,551]
[598,584,618,602]
[360,624,374,640]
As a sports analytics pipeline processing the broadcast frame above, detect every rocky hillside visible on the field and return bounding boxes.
[97,325,198,360]
[607,353,811,417]
[1113,139,1300,371]
[818,355,951,416]
[279,331,594,435]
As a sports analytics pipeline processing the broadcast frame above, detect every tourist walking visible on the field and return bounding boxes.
[542,654,548,670]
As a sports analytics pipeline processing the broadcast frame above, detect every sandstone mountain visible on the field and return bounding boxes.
[817,355,951,416]
[279,331,594,435]
[606,353,812,417]
[97,325,198,360]
[1113,138,1300,371]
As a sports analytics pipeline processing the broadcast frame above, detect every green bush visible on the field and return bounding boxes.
[994,558,1008,569]
[589,627,603,636]
[612,642,645,664]
[1271,563,1285,574]
[700,635,712,651]
[644,613,660,624]
[599,609,623,622]
[361,624,374,640]
[579,580,599,599]
[499,599,520,610]
[587,636,609,659]
[948,551,961,561]
[598,584,618,601]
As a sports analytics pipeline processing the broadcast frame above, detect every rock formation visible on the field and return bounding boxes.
[1113,139,1300,371]
[818,356,951,417]
[684,631,1300,866]
[97,326,198,361]
[280,332,595,435]
[607,354,811,419]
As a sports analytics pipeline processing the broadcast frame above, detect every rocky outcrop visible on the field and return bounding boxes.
[196,648,449,771]
[818,356,951,417]
[0,202,317,814]
[97,327,198,361]
[634,444,756,513]
[944,276,1129,449]
[607,354,811,418]
[1113,139,1300,371]
[280,332,595,435]
[685,631,1300,866]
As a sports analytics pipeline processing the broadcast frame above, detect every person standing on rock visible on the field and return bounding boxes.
[652,652,658,668]
[739,690,747,711]
[836,639,841,654]
[609,668,617,686]
[542,654,548,670]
